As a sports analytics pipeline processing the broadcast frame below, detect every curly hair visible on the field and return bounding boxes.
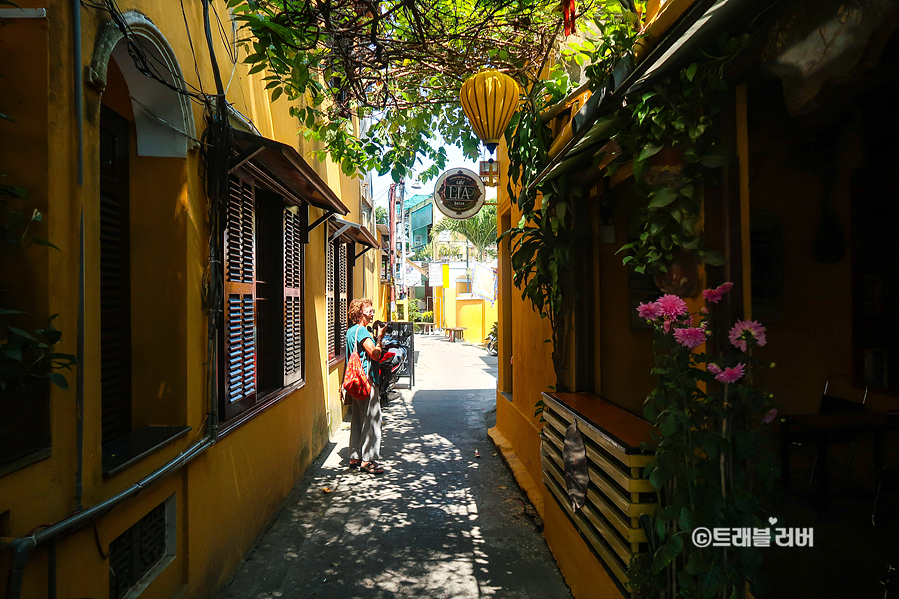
[347,298,373,325]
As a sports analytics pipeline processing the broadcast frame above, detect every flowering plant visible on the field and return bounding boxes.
[628,283,779,599]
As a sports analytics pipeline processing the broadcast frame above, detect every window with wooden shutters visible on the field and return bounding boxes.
[326,238,336,359]
[222,173,306,423]
[224,175,257,418]
[99,105,133,445]
[284,206,304,385]
[326,238,351,361]
[338,241,348,356]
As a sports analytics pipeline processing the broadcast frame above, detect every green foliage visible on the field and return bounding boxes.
[410,244,432,262]
[627,553,666,599]
[433,205,497,261]
[375,205,388,225]
[613,34,753,275]
[502,0,640,390]
[636,294,778,599]
[227,0,563,181]
[1,80,77,391]
[406,299,422,323]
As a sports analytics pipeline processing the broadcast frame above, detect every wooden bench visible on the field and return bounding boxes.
[418,322,436,334]
[444,327,467,342]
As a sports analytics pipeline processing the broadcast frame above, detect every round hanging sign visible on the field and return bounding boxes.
[433,168,486,220]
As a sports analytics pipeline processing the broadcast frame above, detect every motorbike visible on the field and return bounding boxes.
[485,322,498,356]
[370,321,408,406]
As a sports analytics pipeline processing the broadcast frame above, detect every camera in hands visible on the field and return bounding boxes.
[371,320,393,334]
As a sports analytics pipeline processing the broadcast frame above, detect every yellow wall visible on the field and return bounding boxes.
[0,2,373,598]
[455,298,498,343]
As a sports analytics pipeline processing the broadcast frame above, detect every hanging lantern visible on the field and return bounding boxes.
[479,159,499,187]
[460,70,520,155]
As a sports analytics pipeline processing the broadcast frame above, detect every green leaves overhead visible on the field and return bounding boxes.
[229,0,565,181]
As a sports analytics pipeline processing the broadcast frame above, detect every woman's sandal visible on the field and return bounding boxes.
[360,461,385,475]
[348,459,361,469]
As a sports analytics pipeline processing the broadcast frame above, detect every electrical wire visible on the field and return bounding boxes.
[81,0,210,106]
[180,0,207,100]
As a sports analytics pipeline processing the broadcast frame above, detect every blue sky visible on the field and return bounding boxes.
[369,140,497,210]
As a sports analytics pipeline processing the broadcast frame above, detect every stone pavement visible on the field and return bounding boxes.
[214,334,573,599]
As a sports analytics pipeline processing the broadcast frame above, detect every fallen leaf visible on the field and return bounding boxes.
[322,487,332,493]
[498,486,507,489]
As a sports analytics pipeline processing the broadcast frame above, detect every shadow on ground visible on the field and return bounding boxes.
[216,339,569,599]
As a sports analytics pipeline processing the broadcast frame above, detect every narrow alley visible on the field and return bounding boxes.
[214,335,573,599]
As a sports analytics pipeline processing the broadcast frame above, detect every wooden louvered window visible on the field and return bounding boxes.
[326,238,352,361]
[108,498,175,599]
[99,105,133,445]
[284,207,304,385]
[326,239,336,359]
[222,173,306,422]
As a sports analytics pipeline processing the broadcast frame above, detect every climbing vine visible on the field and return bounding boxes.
[614,33,754,275]
[502,0,640,395]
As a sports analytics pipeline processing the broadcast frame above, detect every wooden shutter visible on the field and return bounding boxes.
[284,207,304,385]
[99,105,132,445]
[326,238,335,359]
[224,175,257,408]
[338,241,348,355]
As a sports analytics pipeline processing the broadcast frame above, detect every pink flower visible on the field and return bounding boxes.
[702,281,734,304]
[715,363,745,384]
[663,320,672,333]
[707,363,722,375]
[637,301,661,320]
[729,320,767,352]
[674,327,705,349]
[761,408,778,424]
[656,294,688,317]
[700,307,709,315]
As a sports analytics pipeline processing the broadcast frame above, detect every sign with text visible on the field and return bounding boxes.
[433,168,486,220]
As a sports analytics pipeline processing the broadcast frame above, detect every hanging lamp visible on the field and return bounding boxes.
[460,70,521,155]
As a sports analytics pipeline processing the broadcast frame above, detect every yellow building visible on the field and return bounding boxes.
[491,1,899,598]
[0,2,380,598]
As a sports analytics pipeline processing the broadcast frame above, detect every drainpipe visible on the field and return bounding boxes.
[73,0,83,185]
[75,212,84,512]
[4,437,213,599]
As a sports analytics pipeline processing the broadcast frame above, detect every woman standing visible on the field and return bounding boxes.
[345,298,386,475]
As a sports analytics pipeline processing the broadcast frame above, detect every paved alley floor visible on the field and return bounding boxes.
[214,334,573,599]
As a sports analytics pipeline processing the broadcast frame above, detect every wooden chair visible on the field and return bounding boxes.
[805,375,868,484]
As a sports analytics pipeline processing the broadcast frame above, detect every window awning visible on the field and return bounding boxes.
[230,129,349,216]
[329,216,380,258]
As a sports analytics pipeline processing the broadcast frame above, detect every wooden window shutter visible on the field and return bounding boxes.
[99,105,133,445]
[326,238,335,359]
[224,175,257,406]
[338,241,348,355]
[284,206,304,385]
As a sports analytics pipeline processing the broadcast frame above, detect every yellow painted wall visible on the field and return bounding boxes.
[455,298,498,343]
[0,2,368,598]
